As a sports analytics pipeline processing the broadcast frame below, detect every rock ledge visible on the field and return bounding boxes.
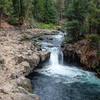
[0,28,51,100]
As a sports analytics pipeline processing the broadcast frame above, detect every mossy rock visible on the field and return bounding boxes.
[0,59,4,64]
[23,35,30,41]
[18,83,33,94]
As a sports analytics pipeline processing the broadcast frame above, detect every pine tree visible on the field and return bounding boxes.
[66,0,88,41]
[12,0,26,18]
[88,0,100,34]
[56,0,64,20]
[0,0,7,27]
[43,0,58,24]
[33,0,58,24]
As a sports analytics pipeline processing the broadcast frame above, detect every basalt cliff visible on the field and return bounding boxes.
[62,39,100,75]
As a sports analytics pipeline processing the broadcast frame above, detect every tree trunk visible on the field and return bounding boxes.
[18,0,21,19]
[24,0,30,25]
[60,10,62,21]
[0,8,3,28]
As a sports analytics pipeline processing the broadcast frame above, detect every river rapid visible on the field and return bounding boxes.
[28,31,100,100]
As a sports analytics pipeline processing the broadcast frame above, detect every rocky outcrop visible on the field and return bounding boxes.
[0,28,51,100]
[62,39,100,74]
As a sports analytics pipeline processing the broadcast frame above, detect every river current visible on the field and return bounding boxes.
[28,32,100,100]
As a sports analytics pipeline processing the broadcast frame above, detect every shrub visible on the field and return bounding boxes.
[65,0,88,41]
[86,34,100,48]
[35,42,40,47]
[28,89,33,94]
[64,35,72,42]
[66,20,81,41]
[0,59,4,64]
[18,83,29,89]
[37,23,55,29]
[33,0,58,24]
[23,35,30,40]
[18,83,33,94]
[8,17,23,26]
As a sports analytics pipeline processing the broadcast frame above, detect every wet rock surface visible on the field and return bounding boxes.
[0,28,53,100]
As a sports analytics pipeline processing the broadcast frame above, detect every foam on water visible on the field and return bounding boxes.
[29,31,100,100]
[35,32,100,85]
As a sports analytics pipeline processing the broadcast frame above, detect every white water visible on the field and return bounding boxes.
[29,31,100,100]
[35,31,100,85]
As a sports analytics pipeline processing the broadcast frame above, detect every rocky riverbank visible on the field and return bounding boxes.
[0,27,57,100]
[62,39,100,75]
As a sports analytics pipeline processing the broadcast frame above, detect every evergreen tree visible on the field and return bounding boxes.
[56,0,64,20]
[32,0,40,19]
[88,0,100,34]
[11,0,33,25]
[44,0,58,24]
[64,0,71,17]
[0,0,7,27]
[33,0,58,24]
[35,0,45,22]
[12,0,26,19]
[66,0,88,41]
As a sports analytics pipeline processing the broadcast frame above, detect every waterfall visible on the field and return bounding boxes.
[49,47,63,66]
[49,47,59,66]
[59,51,63,65]
[28,31,100,100]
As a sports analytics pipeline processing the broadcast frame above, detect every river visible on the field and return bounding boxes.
[27,31,100,100]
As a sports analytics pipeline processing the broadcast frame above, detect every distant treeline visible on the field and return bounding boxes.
[65,0,100,42]
[0,0,100,39]
[0,0,65,26]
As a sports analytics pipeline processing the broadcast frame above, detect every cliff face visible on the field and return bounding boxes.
[0,28,52,100]
[62,39,100,74]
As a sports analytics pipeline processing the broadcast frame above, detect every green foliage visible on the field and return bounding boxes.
[65,0,88,41]
[12,0,26,17]
[37,23,55,29]
[66,20,80,40]
[0,0,7,11]
[18,83,33,94]
[1,0,13,16]
[35,42,40,48]
[0,0,59,25]
[56,0,64,12]
[23,35,30,40]
[28,89,33,94]
[66,0,88,21]
[8,17,23,26]
[0,0,33,25]
[88,0,100,34]
[33,0,58,24]
[86,33,100,58]
[86,34,100,48]
[0,59,4,64]
[33,0,45,21]
[44,0,58,24]
[18,83,29,89]
[64,35,72,42]
[56,26,62,30]
[56,0,64,20]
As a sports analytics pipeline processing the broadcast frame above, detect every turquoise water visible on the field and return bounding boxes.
[28,32,100,100]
